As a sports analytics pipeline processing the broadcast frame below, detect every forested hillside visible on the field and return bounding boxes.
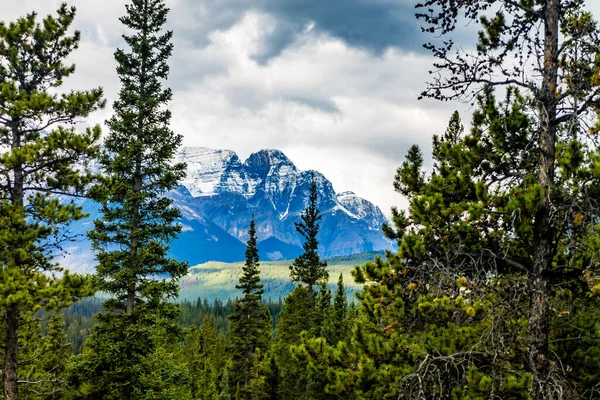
[178,253,372,302]
[1,0,600,399]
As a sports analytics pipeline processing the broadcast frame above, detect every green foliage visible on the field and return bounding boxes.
[219,361,233,400]
[73,0,187,398]
[302,87,600,398]
[311,280,332,337]
[59,297,285,358]
[321,274,348,345]
[0,4,103,398]
[414,0,600,397]
[89,0,187,316]
[12,311,75,400]
[265,354,281,400]
[274,285,311,399]
[127,326,190,400]
[238,348,272,400]
[179,259,361,303]
[289,173,328,290]
[11,1,600,399]
[63,298,103,354]
[275,176,340,399]
[181,317,227,400]
[229,218,272,399]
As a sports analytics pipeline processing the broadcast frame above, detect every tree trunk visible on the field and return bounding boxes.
[126,0,149,315]
[528,0,559,398]
[127,171,142,314]
[3,122,24,400]
[3,304,20,400]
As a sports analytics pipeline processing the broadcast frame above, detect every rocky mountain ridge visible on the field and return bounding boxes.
[59,147,393,272]
[174,147,391,248]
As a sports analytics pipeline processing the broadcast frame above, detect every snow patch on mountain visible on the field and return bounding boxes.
[177,147,237,197]
[337,191,388,230]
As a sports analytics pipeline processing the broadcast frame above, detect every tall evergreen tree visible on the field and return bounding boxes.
[273,286,311,399]
[414,0,600,396]
[229,217,272,399]
[311,281,331,338]
[0,5,103,399]
[289,172,328,294]
[73,0,187,397]
[300,89,600,398]
[322,274,348,345]
[276,173,330,399]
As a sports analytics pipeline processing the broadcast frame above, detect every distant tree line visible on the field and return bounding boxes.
[1,0,600,399]
[60,297,285,355]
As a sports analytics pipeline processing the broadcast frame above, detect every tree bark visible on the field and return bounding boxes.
[126,0,150,316]
[3,304,20,400]
[528,0,559,398]
[4,122,24,400]
[126,169,142,314]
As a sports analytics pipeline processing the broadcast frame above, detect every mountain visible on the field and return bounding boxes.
[59,147,393,272]
[174,147,392,257]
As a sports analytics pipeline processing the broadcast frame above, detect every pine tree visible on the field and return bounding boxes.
[289,172,328,295]
[273,286,311,399]
[73,0,187,397]
[182,317,226,400]
[0,5,104,399]
[301,88,600,398]
[311,281,331,338]
[322,274,348,345]
[276,173,331,399]
[414,0,600,396]
[229,217,272,399]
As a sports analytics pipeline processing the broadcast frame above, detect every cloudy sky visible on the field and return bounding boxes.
[4,0,600,216]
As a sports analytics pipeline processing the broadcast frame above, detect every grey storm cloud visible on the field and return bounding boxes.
[174,0,423,62]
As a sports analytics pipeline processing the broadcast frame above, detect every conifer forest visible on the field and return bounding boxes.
[2,0,600,399]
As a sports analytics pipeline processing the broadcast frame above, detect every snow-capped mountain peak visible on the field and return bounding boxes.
[337,190,388,230]
[59,147,394,272]
[177,147,240,197]
[244,149,297,171]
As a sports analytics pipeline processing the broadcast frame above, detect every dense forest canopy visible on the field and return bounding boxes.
[1,0,600,399]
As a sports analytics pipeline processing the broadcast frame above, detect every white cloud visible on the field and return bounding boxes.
[167,12,462,215]
[0,2,478,218]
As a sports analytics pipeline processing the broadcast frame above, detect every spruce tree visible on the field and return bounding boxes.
[0,5,104,399]
[276,173,330,399]
[289,172,328,293]
[322,274,348,345]
[73,0,187,397]
[312,280,331,337]
[229,217,272,399]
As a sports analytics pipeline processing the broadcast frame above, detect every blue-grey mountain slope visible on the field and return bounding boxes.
[174,147,393,258]
[60,147,393,272]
